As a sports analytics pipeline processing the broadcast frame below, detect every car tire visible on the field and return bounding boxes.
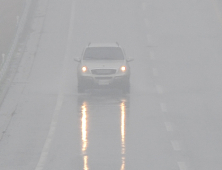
[122,85,130,94]
[121,80,130,94]
[78,82,85,93]
[78,86,85,93]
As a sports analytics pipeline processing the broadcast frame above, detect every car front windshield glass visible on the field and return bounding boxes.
[83,47,124,60]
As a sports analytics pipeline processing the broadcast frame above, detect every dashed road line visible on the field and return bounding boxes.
[146,34,152,45]
[171,140,181,151]
[164,122,173,131]
[212,0,222,28]
[144,18,149,28]
[152,68,158,77]
[149,50,155,60]
[142,2,147,11]
[141,3,188,168]
[141,2,189,169]
[156,85,163,94]
[160,103,167,112]
[178,162,187,170]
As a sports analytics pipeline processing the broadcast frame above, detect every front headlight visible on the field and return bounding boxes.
[82,66,87,73]
[120,66,126,72]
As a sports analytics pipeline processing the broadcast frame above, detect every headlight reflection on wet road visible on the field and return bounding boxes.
[80,97,128,170]
[81,102,88,152]
[81,102,89,170]
[83,155,89,170]
[120,100,126,170]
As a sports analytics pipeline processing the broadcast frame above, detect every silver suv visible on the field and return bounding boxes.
[74,43,133,93]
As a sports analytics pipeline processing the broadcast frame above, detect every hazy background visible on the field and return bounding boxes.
[0,0,222,169]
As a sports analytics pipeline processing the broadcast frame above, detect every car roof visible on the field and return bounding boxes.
[87,43,121,48]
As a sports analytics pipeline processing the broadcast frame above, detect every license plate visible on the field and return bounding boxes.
[98,80,110,85]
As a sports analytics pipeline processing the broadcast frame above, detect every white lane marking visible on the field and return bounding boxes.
[212,0,222,28]
[144,18,149,28]
[142,2,147,11]
[149,50,155,60]
[160,103,167,112]
[146,34,152,45]
[164,122,173,131]
[156,85,163,94]
[171,140,181,151]
[35,1,76,170]
[178,162,187,170]
[35,94,64,170]
[152,68,158,76]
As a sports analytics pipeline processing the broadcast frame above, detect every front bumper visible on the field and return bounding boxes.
[78,74,129,88]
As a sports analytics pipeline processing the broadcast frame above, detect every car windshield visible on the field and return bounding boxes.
[83,47,124,60]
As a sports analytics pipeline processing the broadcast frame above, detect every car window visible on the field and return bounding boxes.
[83,47,124,60]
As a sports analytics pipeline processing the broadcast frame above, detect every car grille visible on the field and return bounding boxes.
[91,69,116,75]
[95,77,112,80]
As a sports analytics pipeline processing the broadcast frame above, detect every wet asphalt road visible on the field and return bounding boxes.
[0,0,222,170]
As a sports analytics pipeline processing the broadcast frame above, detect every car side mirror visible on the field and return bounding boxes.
[74,57,81,62]
[127,58,134,62]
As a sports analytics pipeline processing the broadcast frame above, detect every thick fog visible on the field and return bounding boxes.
[0,0,222,169]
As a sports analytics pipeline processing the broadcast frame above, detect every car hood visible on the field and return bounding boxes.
[81,60,126,70]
